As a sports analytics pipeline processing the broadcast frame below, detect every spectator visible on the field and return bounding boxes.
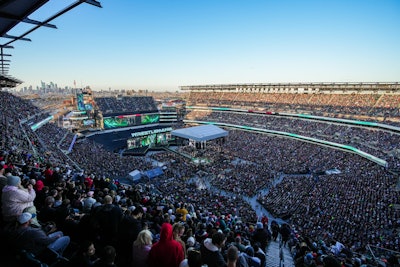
[252,222,269,252]
[38,195,56,223]
[226,245,249,267]
[233,236,247,253]
[176,203,189,222]
[90,195,122,248]
[69,240,100,267]
[173,222,187,257]
[242,246,261,267]
[93,245,117,267]
[179,248,203,267]
[83,191,97,213]
[280,223,291,248]
[1,175,36,225]
[148,222,185,267]
[200,231,227,267]
[116,204,144,266]
[132,229,153,267]
[12,212,70,256]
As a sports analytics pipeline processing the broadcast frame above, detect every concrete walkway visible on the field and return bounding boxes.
[265,237,295,267]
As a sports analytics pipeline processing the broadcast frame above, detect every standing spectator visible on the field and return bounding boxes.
[38,195,56,223]
[233,236,247,253]
[132,229,153,267]
[173,222,187,257]
[43,164,54,187]
[52,167,63,185]
[85,174,95,190]
[117,204,144,266]
[91,195,123,248]
[280,223,291,248]
[200,231,227,267]
[226,245,240,267]
[179,249,203,267]
[252,222,270,252]
[176,203,189,222]
[242,246,261,267]
[270,220,280,241]
[148,222,185,267]
[83,191,97,213]
[34,185,49,211]
[253,243,266,267]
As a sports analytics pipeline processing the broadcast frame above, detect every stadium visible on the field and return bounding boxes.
[1,1,400,267]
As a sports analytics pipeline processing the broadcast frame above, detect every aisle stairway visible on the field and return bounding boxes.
[265,238,295,267]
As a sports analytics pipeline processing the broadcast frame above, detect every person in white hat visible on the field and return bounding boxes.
[13,212,70,257]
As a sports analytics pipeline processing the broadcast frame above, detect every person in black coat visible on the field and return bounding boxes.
[115,204,144,266]
[200,231,227,267]
[252,222,270,252]
[280,223,292,247]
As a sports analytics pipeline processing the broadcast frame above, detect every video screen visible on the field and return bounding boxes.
[77,93,85,111]
[83,119,95,126]
[127,132,173,149]
[103,117,129,129]
[85,104,93,111]
[141,114,159,124]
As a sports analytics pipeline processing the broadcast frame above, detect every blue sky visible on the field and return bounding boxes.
[5,0,400,91]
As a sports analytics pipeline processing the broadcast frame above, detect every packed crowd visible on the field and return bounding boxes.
[187,91,400,125]
[187,109,400,169]
[1,90,400,267]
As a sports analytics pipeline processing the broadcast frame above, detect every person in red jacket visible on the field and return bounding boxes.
[148,222,184,267]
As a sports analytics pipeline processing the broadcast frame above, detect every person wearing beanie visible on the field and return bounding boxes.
[1,175,36,224]
[7,175,20,186]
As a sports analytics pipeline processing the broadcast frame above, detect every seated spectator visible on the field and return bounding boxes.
[93,245,117,267]
[12,212,70,257]
[69,240,100,267]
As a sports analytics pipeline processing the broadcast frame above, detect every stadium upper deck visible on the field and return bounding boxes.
[180,82,400,93]
[182,82,400,125]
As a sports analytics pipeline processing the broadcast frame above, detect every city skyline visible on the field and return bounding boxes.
[5,0,400,92]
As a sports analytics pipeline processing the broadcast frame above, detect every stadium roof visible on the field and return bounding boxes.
[0,0,102,88]
[171,125,228,142]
